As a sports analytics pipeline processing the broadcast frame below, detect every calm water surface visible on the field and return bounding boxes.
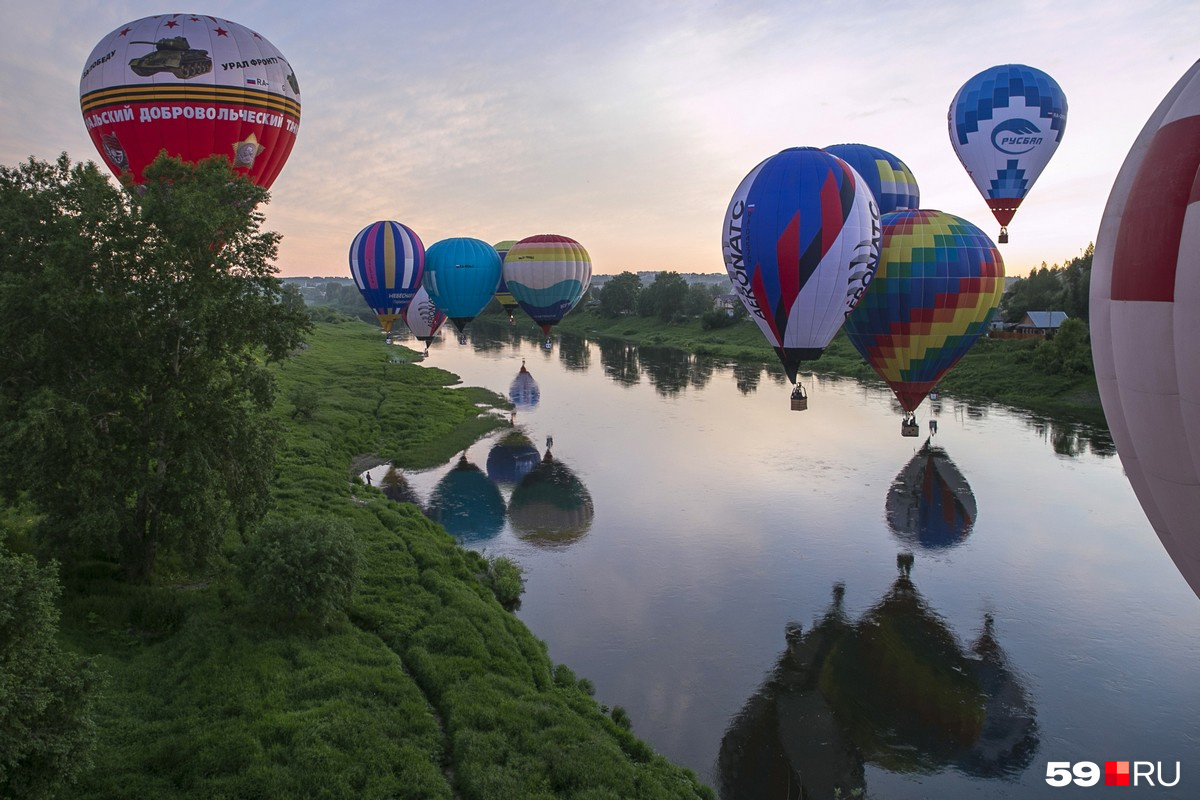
[371,322,1200,798]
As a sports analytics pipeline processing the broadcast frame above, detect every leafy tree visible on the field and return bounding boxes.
[1001,264,1064,323]
[638,271,689,321]
[1034,317,1093,376]
[597,271,642,317]
[237,516,360,625]
[0,551,102,799]
[1059,243,1093,320]
[683,282,718,318]
[0,154,310,581]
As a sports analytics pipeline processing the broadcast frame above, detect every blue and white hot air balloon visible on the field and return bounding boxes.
[948,64,1067,243]
[422,237,503,336]
[348,220,425,335]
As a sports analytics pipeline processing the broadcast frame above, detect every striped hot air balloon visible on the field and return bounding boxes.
[502,234,592,346]
[348,221,425,335]
[824,143,920,214]
[492,240,522,323]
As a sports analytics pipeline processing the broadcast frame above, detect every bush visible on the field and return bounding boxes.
[237,516,360,626]
[479,555,525,610]
[1,551,102,799]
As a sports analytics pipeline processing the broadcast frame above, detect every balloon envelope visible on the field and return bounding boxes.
[486,431,541,485]
[423,237,502,331]
[349,221,425,334]
[1090,58,1200,599]
[400,284,447,345]
[843,210,1004,413]
[80,14,301,188]
[824,143,920,214]
[492,240,521,320]
[721,147,880,383]
[502,235,592,336]
[948,64,1067,233]
[509,454,594,548]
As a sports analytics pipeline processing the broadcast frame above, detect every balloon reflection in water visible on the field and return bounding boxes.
[485,431,541,486]
[887,440,977,550]
[509,360,540,411]
[426,454,506,544]
[378,466,421,507]
[718,555,1037,799]
[509,453,594,548]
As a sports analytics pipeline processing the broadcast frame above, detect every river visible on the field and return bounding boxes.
[368,321,1200,798]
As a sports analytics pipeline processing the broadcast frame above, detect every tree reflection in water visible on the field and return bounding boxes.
[717,555,1038,799]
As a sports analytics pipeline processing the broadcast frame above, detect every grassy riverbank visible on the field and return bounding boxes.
[56,319,715,800]
[536,308,1106,427]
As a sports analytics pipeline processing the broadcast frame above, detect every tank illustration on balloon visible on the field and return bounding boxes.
[80,15,301,189]
[717,556,1038,799]
[823,143,920,214]
[349,221,425,340]
[502,234,592,349]
[1090,58,1200,600]
[887,440,977,550]
[721,147,881,409]
[949,64,1067,243]
[127,37,212,79]
[843,209,1003,434]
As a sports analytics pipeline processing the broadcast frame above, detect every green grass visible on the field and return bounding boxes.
[56,318,714,800]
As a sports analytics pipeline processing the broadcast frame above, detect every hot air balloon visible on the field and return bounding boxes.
[400,284,447,355]
[492,240,522,323]
[823,143,920,214]
[843,210,1003,434]
[721,147,881,409]
[1090,58,1200,600]
[949,64,1067,243]
[80,14,301,188]
[502,234,592,348]
[422,237,502,341]
[886,441,977,549]
[349,221,425,338]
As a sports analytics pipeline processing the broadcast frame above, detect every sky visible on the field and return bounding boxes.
[1,0,1195,279]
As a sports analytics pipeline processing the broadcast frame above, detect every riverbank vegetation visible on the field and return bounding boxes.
[0,156,714,799]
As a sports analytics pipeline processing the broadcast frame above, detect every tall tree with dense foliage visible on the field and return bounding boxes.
[596,270,642,317]
[639,271,689,321]
[0,154,310,581]
[0,550,101,799]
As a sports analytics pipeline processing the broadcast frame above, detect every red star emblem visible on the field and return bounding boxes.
[164,20,178,28]
[119,27,131,36]
[190,17,200,22]
[214,26,229,36]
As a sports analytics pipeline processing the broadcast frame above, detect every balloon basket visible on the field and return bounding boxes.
[790,386,808,412]
[901,422,920,437]
[998,226,1009,244]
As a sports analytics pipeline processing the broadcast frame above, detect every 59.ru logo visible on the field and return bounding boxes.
[1046,761,1181,787]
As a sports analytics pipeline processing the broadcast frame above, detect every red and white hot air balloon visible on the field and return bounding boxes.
[1090,58,1200,598]
[80,14,301,188]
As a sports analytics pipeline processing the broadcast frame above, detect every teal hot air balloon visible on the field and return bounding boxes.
[422,237,502,338]
[502,234,592,348]
[823,143,920,214]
